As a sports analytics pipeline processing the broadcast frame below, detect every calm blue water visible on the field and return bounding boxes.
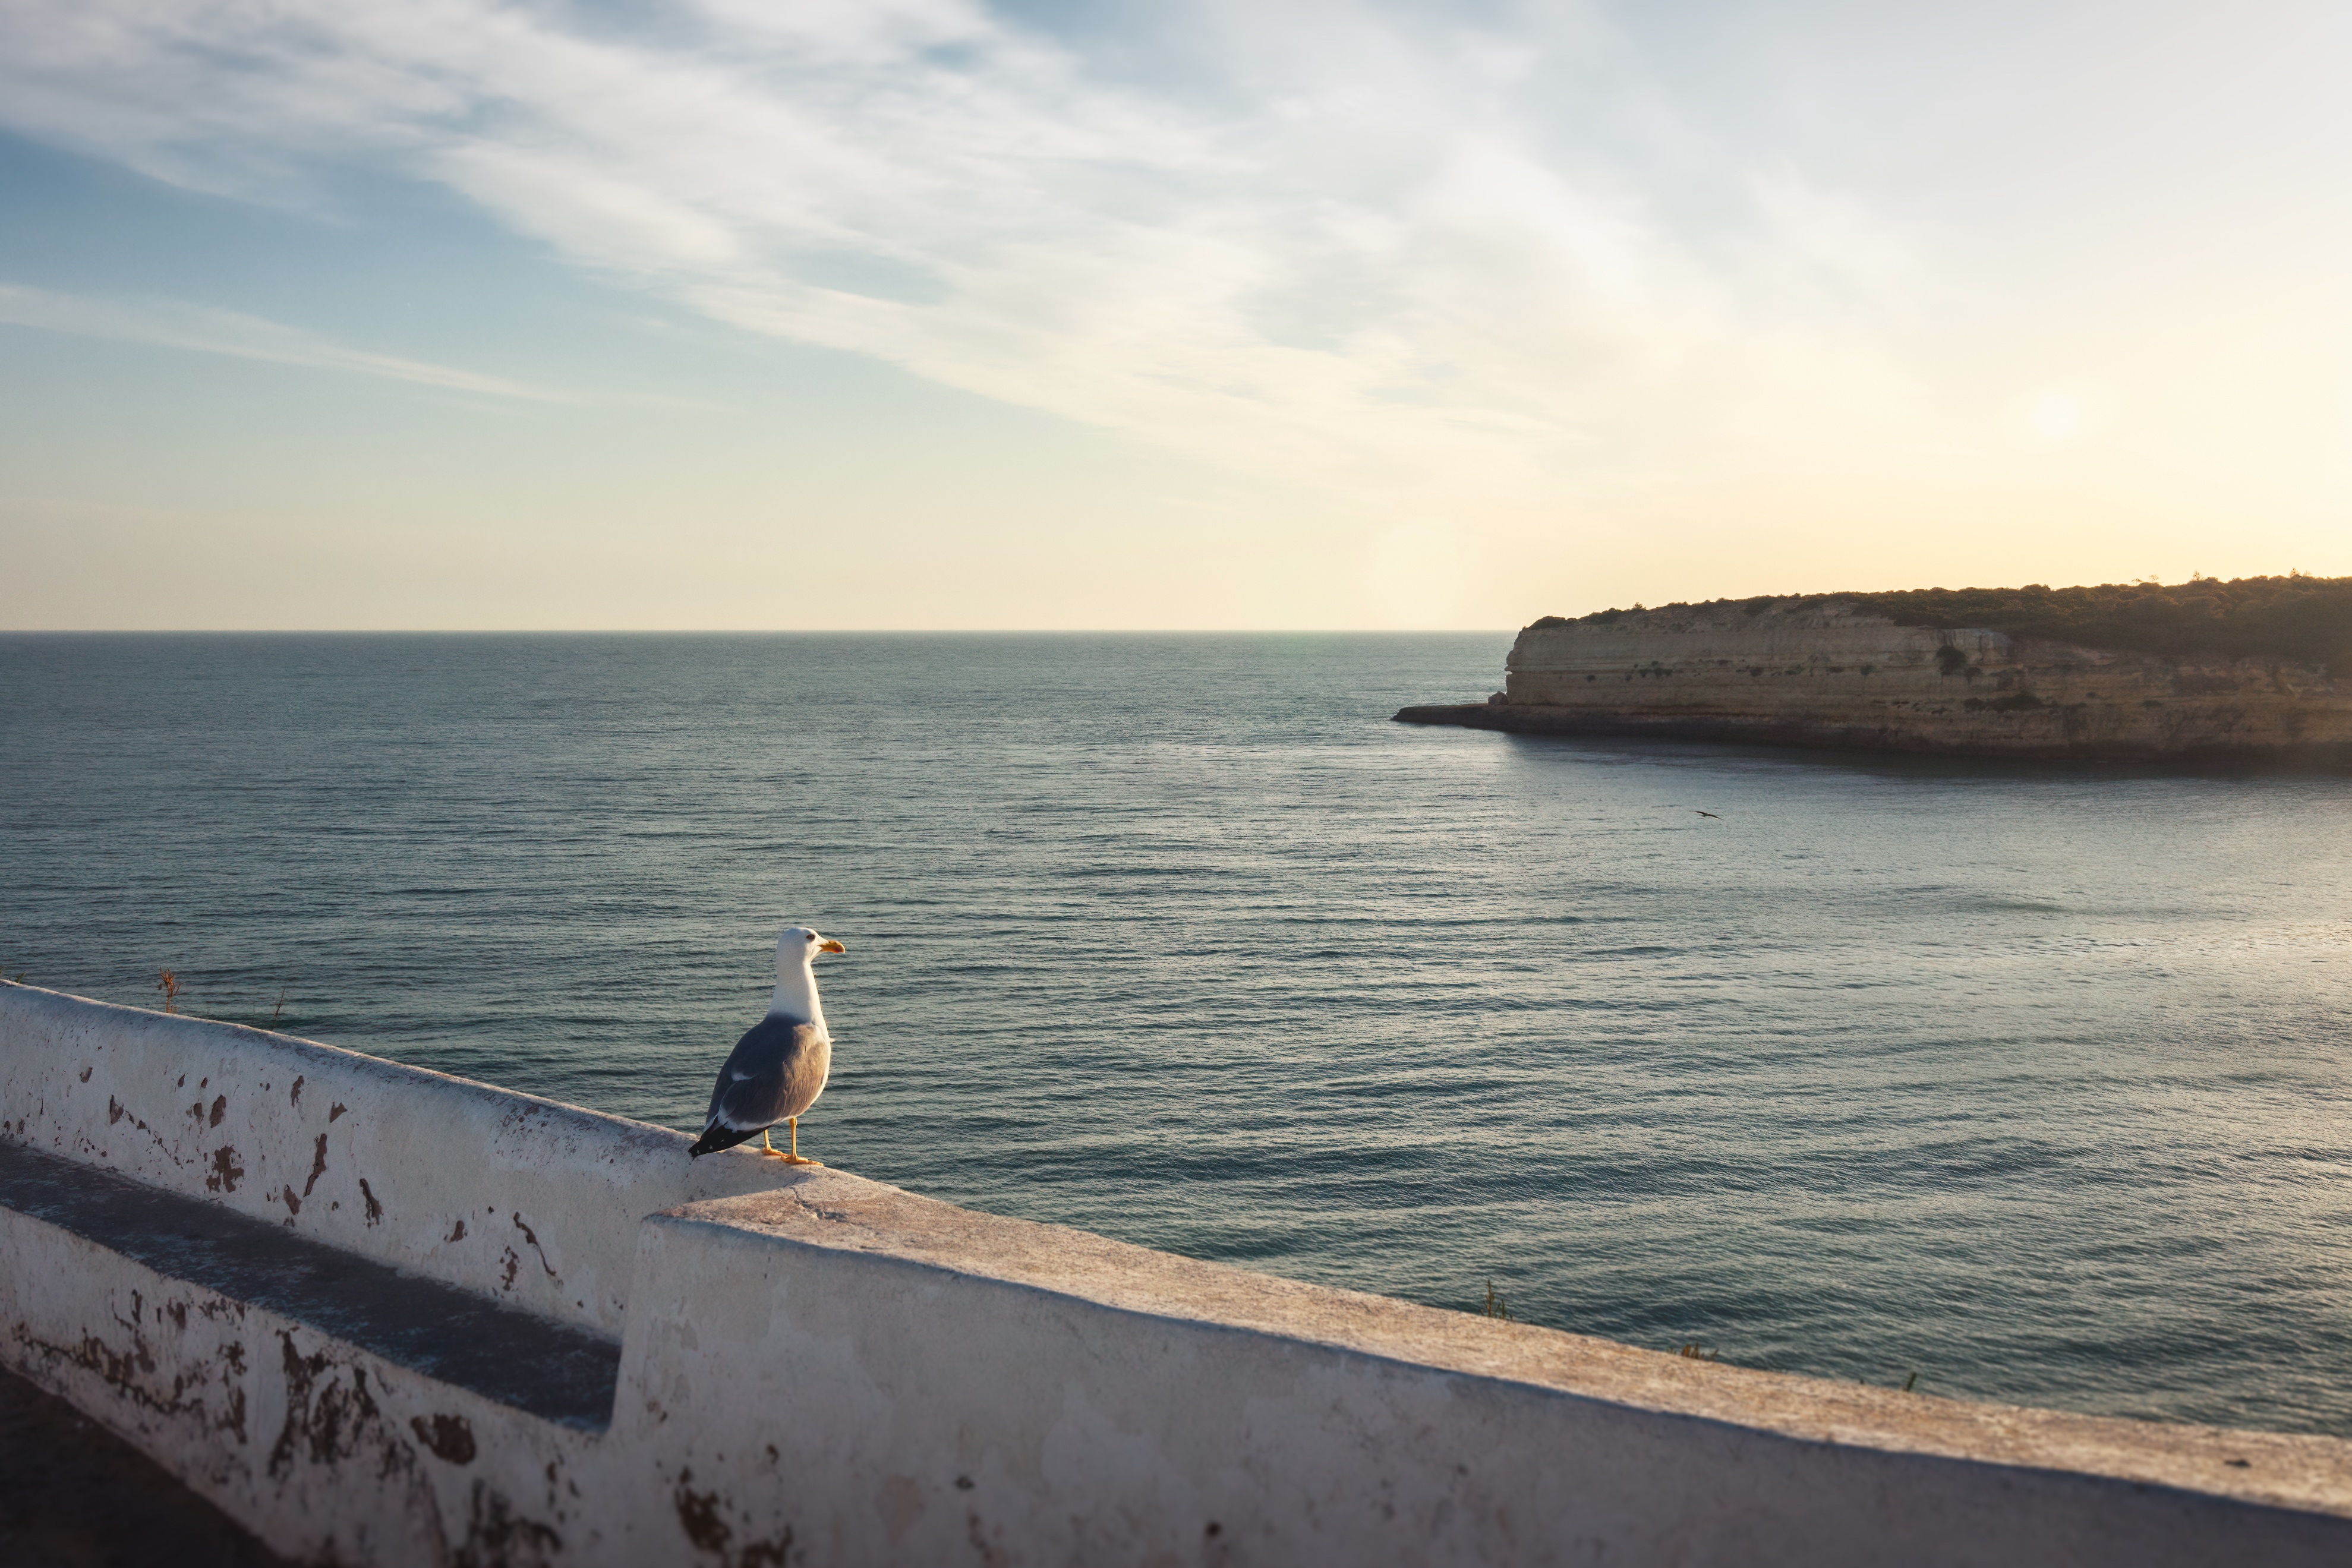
[5,633,2351,1436]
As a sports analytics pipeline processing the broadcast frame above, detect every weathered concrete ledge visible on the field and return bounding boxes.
[6,979,2351,1564]
[1397,601,2352,764]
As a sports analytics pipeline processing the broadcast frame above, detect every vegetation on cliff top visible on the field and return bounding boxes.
[1538,575,2352,670]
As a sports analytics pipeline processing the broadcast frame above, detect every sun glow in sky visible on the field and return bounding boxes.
[1,1,2347,629]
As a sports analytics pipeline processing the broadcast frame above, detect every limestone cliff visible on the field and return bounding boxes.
[1399,598,2352,763]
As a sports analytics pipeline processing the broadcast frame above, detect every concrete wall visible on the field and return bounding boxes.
[3,1191,595,1561]
[1,980,800,1338]
[7,980,2352,1565]
[1452,600,2352,761]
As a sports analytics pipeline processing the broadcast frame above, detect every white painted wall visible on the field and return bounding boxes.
[2,1200,593,1561]
[1,981,799,1336]
[7,982,2351,1566]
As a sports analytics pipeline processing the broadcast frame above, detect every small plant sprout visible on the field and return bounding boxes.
[155,970,183,1014]
[1481,1282,1511,1321]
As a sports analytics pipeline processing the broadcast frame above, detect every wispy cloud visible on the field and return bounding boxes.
[0,0,1926,515]
[0,282,566,400]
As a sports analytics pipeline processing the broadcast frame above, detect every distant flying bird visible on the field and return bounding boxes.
[688,926,846,1163]
[1694,810,1722,819]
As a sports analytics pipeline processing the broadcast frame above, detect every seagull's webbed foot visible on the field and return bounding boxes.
[757,1121,823,1165]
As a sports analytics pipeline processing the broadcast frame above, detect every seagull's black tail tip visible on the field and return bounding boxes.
[688,1124,759,1159]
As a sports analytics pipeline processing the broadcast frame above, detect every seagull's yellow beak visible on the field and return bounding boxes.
[819,939,846,954]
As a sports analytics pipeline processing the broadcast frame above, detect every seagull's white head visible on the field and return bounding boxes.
[768,926,844,1024]
[776,925,846,974]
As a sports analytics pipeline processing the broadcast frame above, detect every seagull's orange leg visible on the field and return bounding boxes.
[775,1116,822,1167]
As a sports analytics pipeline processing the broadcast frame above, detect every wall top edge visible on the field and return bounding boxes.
[1,980,684,1155]
[660,1181,2352,1520]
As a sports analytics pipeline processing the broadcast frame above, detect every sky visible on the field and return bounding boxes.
[1,0,2347,629]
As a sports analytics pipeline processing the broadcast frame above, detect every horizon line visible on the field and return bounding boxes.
[0,626,1525,636]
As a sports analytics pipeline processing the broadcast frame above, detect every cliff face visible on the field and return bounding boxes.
[1401,600,2352,762]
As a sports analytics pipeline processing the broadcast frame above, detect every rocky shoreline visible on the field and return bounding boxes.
[1398,598,2352,765]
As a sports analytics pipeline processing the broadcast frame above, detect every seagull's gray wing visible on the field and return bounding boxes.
[687,1017,831,1156]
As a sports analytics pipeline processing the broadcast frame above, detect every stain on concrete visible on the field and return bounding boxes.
[446,1219,468,1244]
[289,1077,303,1108]
[673,1469,793,1567]
[17,1322,202,1422]
[358,1179,383,1226]
[206,1148,244,1194]
[302,1135,329,1198]
[411,1412,478,1465]
[511,1213,559,1282]
[966,1507,1010,1568]
[281,1185,301,1216]
[329,1103,348,1122]
[453,1479,563,1568]
[267,1334,386,1479]
[676,1474,730,1555]
[208,1096,226,1128]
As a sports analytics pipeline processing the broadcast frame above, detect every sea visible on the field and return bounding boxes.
[5,632,2350,1437]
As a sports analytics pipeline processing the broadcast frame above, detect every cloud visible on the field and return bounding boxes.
[0,0,1929,517]
[0,282,567,400]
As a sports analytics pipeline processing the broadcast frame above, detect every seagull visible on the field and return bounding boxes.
[1693,810,1721,819]
[688,926,845,1163]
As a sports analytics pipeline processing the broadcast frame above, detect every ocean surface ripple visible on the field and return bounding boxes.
[5,632,2350,1436]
